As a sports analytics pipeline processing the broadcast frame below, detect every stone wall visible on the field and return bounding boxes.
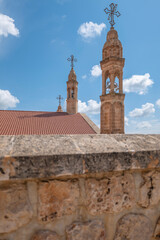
[0,134,160,240]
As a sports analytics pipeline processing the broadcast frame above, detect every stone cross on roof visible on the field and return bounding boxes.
[67,55,77,69]
[104,3,121,28]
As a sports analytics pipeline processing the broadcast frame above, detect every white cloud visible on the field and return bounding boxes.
[137,121,152,129]
[78,22,106,39]
[129,103,155,118]
[156,99,160,108]
[123,73,154,95]
[82,74,87,79]
[0,89,19,109]
[0,13,19,37]
[125,117,129,126]
[78,99,100,115]
[126,119,160,134]
[91,65,102,77]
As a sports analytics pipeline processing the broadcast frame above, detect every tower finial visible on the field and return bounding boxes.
[57,95,63,106]
[67,55,77,69]
[56,95,63,112]
[104,3,121,28]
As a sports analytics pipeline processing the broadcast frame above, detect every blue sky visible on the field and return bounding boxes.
[0,0,160,133]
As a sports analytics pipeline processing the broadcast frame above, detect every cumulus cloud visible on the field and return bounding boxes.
[123,73,154,95]
[156,99,160,108]
[125,117,129,126]
[0,89,19,109]
[91,65,102,77]
[78,22,106,39]
[0,13,19,37]
[129,103,155,118]
[78,99,100,115]
[137,121,152,129]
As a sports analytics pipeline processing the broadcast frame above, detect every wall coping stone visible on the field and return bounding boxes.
[0,134,160,180]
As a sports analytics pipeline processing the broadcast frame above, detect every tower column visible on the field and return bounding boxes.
[119,71,123,94]
[110,72,115,93]
[102,72,106,95]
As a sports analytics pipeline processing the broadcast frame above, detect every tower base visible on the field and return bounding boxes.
[100,93,125,134]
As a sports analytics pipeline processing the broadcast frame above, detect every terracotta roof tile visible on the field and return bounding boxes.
[0,110,97,135]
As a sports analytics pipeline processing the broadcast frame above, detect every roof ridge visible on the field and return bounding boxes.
[0,110,67,113]
[80,113,100,134]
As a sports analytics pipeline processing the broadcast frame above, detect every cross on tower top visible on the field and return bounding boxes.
[67,55,77,69]
[104,3,121,28]
[56,95,63,106]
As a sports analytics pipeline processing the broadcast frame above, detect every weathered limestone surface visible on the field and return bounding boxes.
[114,214,153,240]
[1,135,160,157]
[0,183,33,233]
[66,220,106,240]
[0,135,160,180]
[85,173,135,214]
[38,180,80,222]
[31,230,60,240]
[139,171,160,208]
[0,134,160,240]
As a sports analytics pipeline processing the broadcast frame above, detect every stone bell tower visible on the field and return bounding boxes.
[66,55,78,114]
[100,3,125,134]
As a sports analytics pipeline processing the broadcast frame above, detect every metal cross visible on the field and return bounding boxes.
[104,3,121,28]
[106,81,119,93]
[56,95,63,106]
[67,55,77,69]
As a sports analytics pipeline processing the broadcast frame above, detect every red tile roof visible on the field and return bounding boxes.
[0,110,97,135]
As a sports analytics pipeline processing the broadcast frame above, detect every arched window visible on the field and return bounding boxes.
[71,88,74,99]
[114,76,119,93]
[106,77,111,93]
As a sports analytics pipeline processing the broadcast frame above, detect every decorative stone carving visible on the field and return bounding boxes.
[0,184,33,233]
[102,28,122,59]
[38,180,79,222]
[31,230,60,240]
[139,171,160,208]
[66,220,106,240]
[85,173,136,215]
[114,213,152,240]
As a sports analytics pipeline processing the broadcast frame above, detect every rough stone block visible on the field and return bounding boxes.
[114,213,152,240]
[31,230,60,240]
[38,180,79,222]
[0,184,33,233]
[85,173,135,215]
[66,220,106,240]
[139,171,160,208]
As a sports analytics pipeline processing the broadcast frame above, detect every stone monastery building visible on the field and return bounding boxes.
[1,3,160,240]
